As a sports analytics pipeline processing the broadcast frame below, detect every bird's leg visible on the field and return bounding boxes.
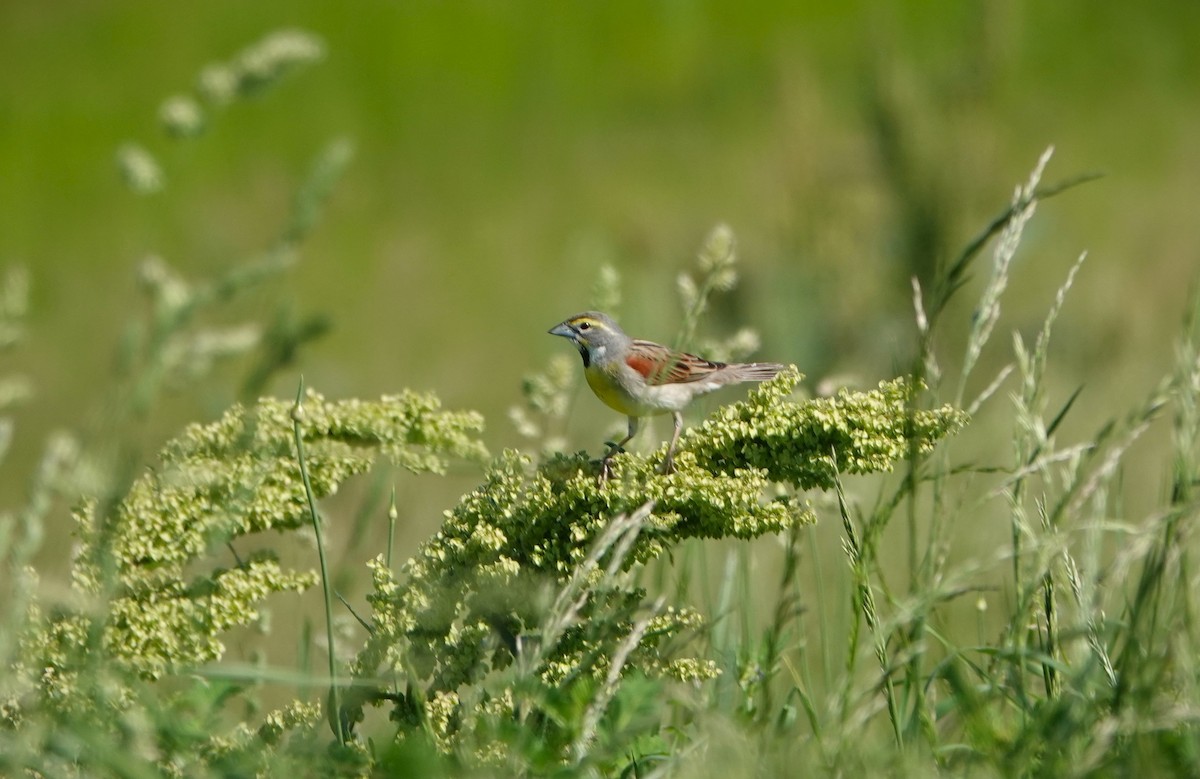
[599,416,639,484]
[661,411,684,475]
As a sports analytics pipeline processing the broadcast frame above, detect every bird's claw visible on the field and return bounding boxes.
[597,454,616,486]
[596,441,626,486]
[597,448,676,484]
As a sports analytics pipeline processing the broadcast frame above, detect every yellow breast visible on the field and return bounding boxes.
[583,362,679,417]
[583,362,633,412]
[584,363,644,417]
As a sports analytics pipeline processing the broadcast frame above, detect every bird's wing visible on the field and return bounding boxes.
[626,340,727,386]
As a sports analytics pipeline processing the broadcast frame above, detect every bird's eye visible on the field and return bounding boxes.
[578,321,591,331]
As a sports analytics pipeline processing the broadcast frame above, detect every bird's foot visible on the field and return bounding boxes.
[659,451,677,475]
[597,452,617,486]
[596,441,626,485]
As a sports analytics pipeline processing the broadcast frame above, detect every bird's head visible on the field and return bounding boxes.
[548,311,627,366]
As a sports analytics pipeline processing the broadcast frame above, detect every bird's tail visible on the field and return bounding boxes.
[725,362,786,383]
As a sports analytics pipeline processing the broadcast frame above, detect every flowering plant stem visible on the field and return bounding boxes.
[291,376,345,745]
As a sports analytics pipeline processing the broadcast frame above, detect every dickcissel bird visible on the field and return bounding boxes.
[549,311,784,479]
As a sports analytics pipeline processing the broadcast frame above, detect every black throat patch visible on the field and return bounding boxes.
[577,344,590,368]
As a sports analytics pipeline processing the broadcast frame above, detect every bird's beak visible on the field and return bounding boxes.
[548,321,577,342]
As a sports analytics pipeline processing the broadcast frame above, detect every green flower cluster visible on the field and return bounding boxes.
[199,29,325,104]
[353,368,966,750]
[28,389,487,700]
[689,368,968,489]
[194,700,332,776]
[354,447,808,691]
[161,30,326,138]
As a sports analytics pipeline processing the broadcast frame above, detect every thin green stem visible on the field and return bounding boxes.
[386,486,397,572]
[291,376,346,746]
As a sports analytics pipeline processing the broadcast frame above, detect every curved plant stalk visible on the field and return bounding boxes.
[291,377,345,746]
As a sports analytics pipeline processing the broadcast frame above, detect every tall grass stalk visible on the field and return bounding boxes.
[572,595,666,763]
[835,471,903,749]
[291,379,345,745]
[518,500,655,682]
[673,224,738,353]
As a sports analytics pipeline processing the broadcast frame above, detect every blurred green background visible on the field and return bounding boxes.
[3,1,1199,597]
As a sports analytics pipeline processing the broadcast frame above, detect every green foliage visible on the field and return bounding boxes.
[8,388,487,774]
[350,366,963,766]
[690,371,966,489]
[2,120,973,770]
[17,20,1200,779]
